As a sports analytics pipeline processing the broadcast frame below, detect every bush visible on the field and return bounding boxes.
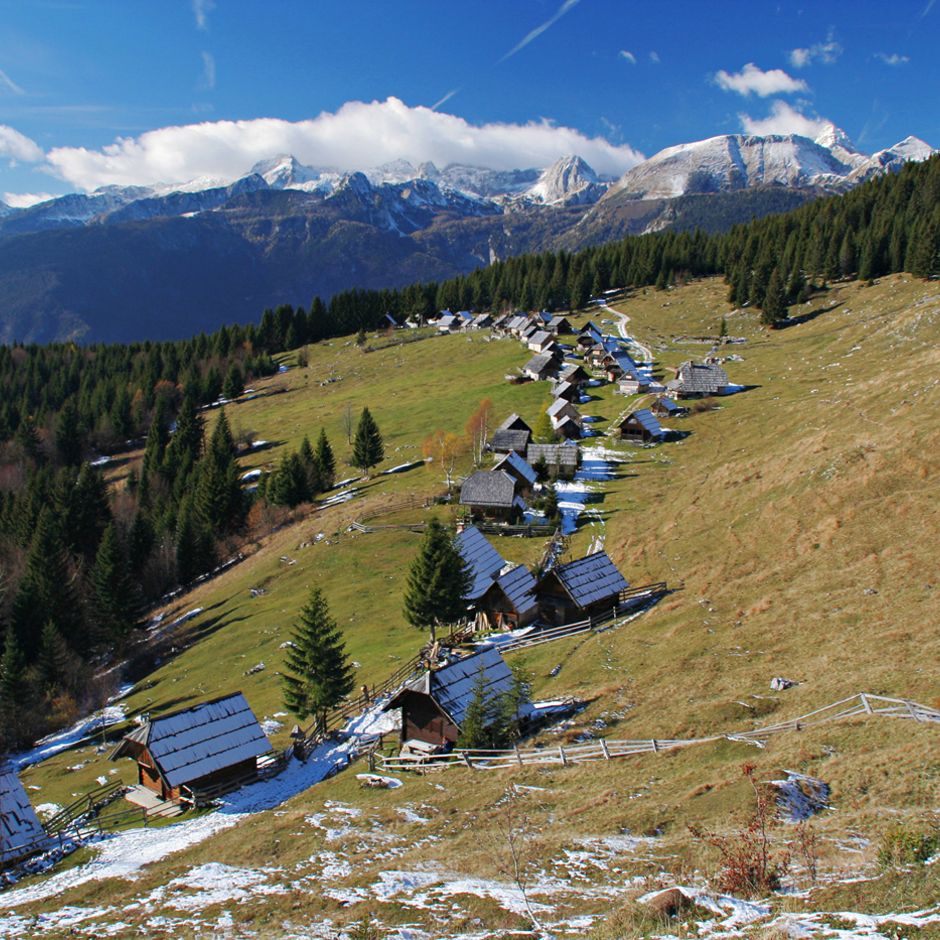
[877,825,940,869]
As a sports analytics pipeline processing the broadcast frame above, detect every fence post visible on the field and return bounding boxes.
[559,746,567,766]
[600,739,610,760]
[462,752,474,770]
[651,739,658,753]
[860,693,872,715]
[514,744,523,767]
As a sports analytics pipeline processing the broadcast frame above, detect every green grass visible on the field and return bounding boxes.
[8,275,940,935]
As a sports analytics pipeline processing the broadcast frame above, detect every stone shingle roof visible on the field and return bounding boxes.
[459,470,517,508]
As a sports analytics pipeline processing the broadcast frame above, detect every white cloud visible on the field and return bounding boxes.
[200,51,216,90]
[42,96,644,191]
[649,50,660,64]
[0,125,43,162]
[0,68,26,96]
[714,62,808,97]
[738,100,830,139]
[3,191,55,208]
[499,0,580,63]
[789,37,842,68]
[875,52,910,66]
[619,50,636,65]
[192,0,214,30]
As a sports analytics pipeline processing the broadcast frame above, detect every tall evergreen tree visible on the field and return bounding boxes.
[298,435,323,497]
[54,398,83,466]
[35,620,76,697]
[402,519,472,641]
[315,428,336,490]
[760,266,789,326]
[352,407,384,473]
[195,410,243,532]
[282,587,355,728]
[90,524,139,645]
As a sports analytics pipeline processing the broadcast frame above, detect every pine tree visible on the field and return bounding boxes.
[402,519,472,641]
[0,629,29,749]
[223,362,244,400]
[35,620,75,696]
[195,410,243,533]
[298,435,323,498]
[90,524,139,645]
[282,587,355,727]
[55,398,83,466]
[457,666,491,749]
[542,481,560,524]
[760,266,788,326]
[352,407,384,473]
[533,411,557,444]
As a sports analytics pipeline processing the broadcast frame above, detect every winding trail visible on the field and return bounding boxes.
[598,303,653,363]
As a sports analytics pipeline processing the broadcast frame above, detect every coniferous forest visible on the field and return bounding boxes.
[0,154,937,754]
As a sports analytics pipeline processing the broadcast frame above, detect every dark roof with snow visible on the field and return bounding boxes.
[492,451,538,487]
[456,526,507,601]
[620,408,664,437]
[544,551,629,608]
[489,428,531,453]
[490,565,538,617]
[527,443,580,468]
[459,470,517,509]
[111,692,270,789]
[0,767,47,862]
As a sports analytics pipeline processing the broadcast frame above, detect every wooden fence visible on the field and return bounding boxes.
[373,693,940,774]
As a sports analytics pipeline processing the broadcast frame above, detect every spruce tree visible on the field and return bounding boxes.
[298,435,323,498]
[352,407,384,473]
[35,620,75,696]
[195,410,243,533]
[402,519,472,641]
[760,266,788,326]
[0,629,29,749]
[315,428,336,490]
[90,524,139,645]
[282,587,355,727]
[223,362,244,401]
[54,398,83,466]
[542,481,560,524]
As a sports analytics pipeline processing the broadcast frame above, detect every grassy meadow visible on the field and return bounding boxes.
[7,273,940,936]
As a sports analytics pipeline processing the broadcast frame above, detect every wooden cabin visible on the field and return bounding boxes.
[456,525,508,603]
[547,398,581,427]
[526,443,580,480]
[522,352,560,382]
[383,648,517,749]
[0,766,49,867]
[436,314,459,333]
[111,692,271,803]
[459,470,524,522]
[492,451,538,497]
[488,427,531,456]
[651,396,687,418]
[666,360,730,399]
[551,379,581,403]
[548,315,572,334]
[527,330,555,353]
[497,413,532,434]
[577,322,604,349]
[536,551,630,625]
[558,363,590,387]
[554,415,582,440]
[615,408,664,443]
[475,565,538,629]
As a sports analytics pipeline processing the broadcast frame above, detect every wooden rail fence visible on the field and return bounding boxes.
[374,693,940,774]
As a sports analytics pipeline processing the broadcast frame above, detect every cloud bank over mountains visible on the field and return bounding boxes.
[5,97,645,194]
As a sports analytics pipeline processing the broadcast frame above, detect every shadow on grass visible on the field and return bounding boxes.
[777,301,844,329]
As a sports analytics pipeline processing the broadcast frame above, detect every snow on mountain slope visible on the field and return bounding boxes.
[848,136,938,184]
[604,133,858,201]
[523,155,609,206]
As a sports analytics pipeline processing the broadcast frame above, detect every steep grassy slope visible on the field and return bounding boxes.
[4,275,939,937]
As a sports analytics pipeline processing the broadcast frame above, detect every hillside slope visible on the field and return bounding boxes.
[2,275,938,937]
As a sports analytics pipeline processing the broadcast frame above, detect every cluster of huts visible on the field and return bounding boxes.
[459,413,581,522]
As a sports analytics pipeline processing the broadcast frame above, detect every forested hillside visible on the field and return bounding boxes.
[0,154,937,757]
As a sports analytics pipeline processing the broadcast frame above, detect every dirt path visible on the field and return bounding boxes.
[599,303,653,363]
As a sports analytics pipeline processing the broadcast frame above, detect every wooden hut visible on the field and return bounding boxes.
[615,408,664,443]
[551,379,581,403]
[456,525,508,603]
[0,766,49,867]
[527,330,555,353]
[489,428,531,455]
[558,363,590,387]
[475,565,538,629]
[522,352,560,381]
[666,360,730,399]
[111,692,271,803]
[459,470,524,522]
[497,413,532,434]
[527,443,580,480]
[536,551,629,625]
[547,398,581,428]
[492,451,538,497]
[554,415,582,440]
[651,396,687,418]
[382,648,517,750]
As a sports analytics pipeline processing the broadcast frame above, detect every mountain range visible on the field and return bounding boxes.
[0,124,933,343]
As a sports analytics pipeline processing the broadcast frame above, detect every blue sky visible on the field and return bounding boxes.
[0,0,936,204]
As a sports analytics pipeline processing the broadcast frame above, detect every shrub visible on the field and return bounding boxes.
[877,825,940,869]
[689,763,790,898]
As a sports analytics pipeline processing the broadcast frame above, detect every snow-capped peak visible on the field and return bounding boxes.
[813,122,859,155]
[524,155,607,206]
